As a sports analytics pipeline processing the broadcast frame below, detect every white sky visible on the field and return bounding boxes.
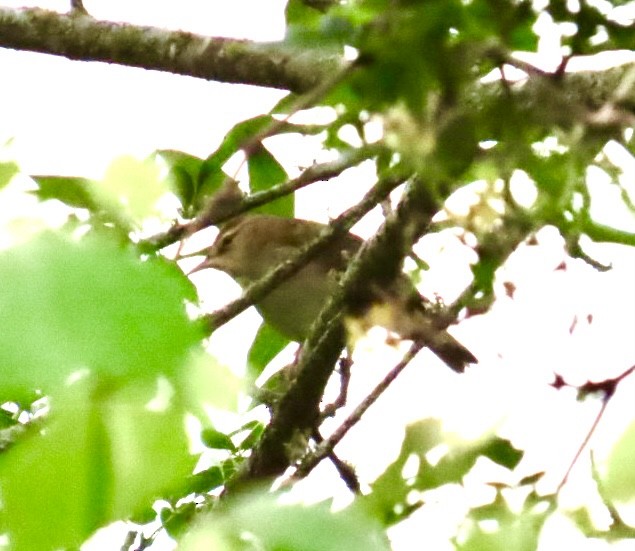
[0,2,634,551]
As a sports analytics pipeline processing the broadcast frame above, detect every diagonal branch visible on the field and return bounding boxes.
[233,177,447,485]
[288,342,424,484]
[0,6,340,93]
[204,170,406,333]
[140,144,382,252]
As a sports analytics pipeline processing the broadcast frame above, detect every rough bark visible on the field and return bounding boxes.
[0,6,340,93]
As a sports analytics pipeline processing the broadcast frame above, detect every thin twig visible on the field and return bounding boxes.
[556,398,609,494]
[140,144,382,252]
[203,172,406,333]
[312,428,360,493]
[141,63,359,253]
[556,364,635,493]
[240,62,354,156]
[288,342,424,483]
[191,144,382,232]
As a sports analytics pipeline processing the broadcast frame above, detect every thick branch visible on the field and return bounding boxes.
[234,177,445,484]
[0,6,339,93]
[3,7,634,125]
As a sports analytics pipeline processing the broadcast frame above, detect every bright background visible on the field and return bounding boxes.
[0,1,634,550]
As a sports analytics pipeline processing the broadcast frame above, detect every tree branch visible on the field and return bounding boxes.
[288,342,423,484]
[232,177,448,485]
[4,6,634,138]
[0,6,340,93]
[204,170,406,333]
[140,144,382,252]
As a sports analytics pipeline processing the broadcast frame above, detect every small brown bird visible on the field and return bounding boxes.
[190,214,477,372]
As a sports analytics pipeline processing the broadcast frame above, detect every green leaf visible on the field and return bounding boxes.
[99,155,168,223]
[247,322,290,381]
[129,505,157,525]
[201,428,236,451]
[0,160,19,189]
[177,351,241,415]
[0,407,18,429]
[162,502,197,539]
[286,0,324,38]
[247,143,293,217]
[435,111,478,178]
[526,152,571,201]
[104,383,197,519]
[31,175,98,210]
[480,437,523,470]
[285,0,350,49]
[0,375,196,551]
[187,466,225,494]
[365,419,443,524]
[236,421,265,451]
[32,156,171,230]
[195,116,274,210]
[458,512,543,551]
[366,421,524,525]
[0,232,202,398]
[181,491,391,551]
[156,149,204,213]
[458,492,549,551]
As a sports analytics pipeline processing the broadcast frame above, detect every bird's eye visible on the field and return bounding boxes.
[216,230,236,254]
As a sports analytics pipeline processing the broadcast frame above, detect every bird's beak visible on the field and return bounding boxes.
[178,247,215,276]
[187,257,213,276]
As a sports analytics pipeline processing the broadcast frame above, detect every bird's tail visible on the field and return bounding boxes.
[345,300,477,372]
[424,331,477,373]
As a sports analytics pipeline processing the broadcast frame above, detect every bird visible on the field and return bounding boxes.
[189,214,477,372]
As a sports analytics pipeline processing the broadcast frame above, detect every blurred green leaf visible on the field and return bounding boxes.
[435,111,479,178]
[480,437,523,470]
[187,466,225,494]
[99,155,168,224]
[0,408,18,429]
[104,382,197,519]
[182,491,390,551]
[201,428,236,451]
[32,156,172,231]
[286,0,325,40]
[526,152,571,201]
[0,160,19,189]
[236,421,265,451]
[365,419,443,524]
[129,505,157,526]
[177,351,241,415]
[458,492,549,551]
[31,175,98,210]
[285,0,351,49]
[0,375,196,551]
[603,420,635,502]
[162,501,197,539]
[0,232,202,398]
[366,421,524,525]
